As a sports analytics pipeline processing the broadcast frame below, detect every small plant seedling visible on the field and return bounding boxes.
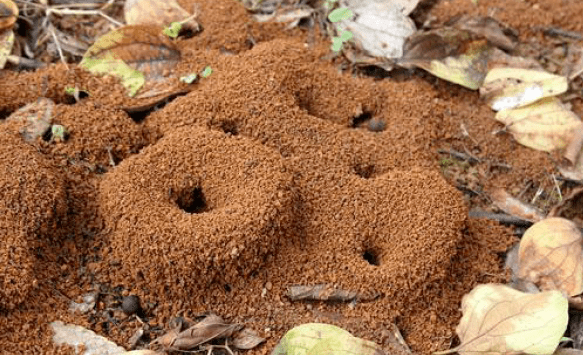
[323,0,338,9]
[201,66,212,78]
[164,22,182,38]
[327,7,354,52]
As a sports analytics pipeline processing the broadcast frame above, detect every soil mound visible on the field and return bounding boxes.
[0,124,67,309]
[98,126,295,292]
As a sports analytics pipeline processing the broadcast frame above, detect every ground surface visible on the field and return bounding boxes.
[0,0,581,354]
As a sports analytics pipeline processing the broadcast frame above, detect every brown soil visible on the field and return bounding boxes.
[0,0,580,354]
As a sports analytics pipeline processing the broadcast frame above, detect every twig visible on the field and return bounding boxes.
[6,55,46,69]
[468,209,533,228]
[541,27,583,40]
[437,148,481,164]
[46,7,124,27]
[48,23,69,67]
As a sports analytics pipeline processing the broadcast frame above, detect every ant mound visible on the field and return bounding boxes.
[0,124,67,309]
[98,125,295,295]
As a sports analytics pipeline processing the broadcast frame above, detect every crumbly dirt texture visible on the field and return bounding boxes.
[1,0,580,354]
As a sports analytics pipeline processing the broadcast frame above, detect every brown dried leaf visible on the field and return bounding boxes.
[232,328,265,350]
[549,187,583,228]
[489,188,544,222]
[287,284,375,302]
[559,127,583,181]
[5,98,54,142]
[0,29,14,69]
[124,0,200,33]
[451,15,516,51]
[400,29,492,89]
[156,314,242,351]
[0,0,18,32]
[518,217,583,296]
[80,25,181,97]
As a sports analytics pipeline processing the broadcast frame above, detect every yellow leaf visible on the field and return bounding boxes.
[481,68,568,111]
[518,217,583,296]
[495,97,582,152]
[444,284,568,355]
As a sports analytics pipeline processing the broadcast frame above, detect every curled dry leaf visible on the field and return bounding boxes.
[232,328,266,350]
[489,188,544,223]
[400,30,492,90]
[0,0,18,32]
[495,97,582,152]
[124,0,200,33]
[481,68,568,111]
[518,217,583,296]
[286,284,378,302]
[271,323,385,355]
[0,29,13,69]
[559,128,583,181]
[549,187,583,228]
[152,314,242,351]
[439,284,568,355]
[5,98,54,142]
[80,25,181,97]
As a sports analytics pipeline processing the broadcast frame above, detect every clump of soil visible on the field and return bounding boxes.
[0,122,67,309]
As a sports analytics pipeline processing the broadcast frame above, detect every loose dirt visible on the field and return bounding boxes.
[0,0,580,354]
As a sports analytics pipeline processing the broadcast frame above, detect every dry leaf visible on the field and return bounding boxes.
[400,29,492,89]
[232,328,266,350]
[5,98,54,142]
[518,217,583,296]
[124,0,200,33]
[152,314,242,351]
[0,29,13,69]
[451,15,516,51]
[495,97,582,152]
[481,68,568,111]
[437,284,568,355]
[121,351,165,355]
[337,0,416,59]
[80,25,181,97]
[271,323,385,355]
[287,284,364,302]
[559,127,583,181]
[489,188,544,222]
[0,0,18,32]
[549,187,583,228]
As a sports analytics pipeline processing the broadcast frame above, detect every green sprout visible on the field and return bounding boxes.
[164,22,182,38]
[201,66,212,78]
[327,7,354,52]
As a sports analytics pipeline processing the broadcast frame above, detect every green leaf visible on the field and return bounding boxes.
[328,8,353,23]
[331,37,343,52]
[272,323,382,355]
[339,30,353,41]
[201,66,212,78]
[80,55,145,97]
[164,22,182,38]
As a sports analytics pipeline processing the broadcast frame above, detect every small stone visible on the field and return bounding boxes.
[367,118,386,132]
[121,295,141,315]
[265,281,272,290]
